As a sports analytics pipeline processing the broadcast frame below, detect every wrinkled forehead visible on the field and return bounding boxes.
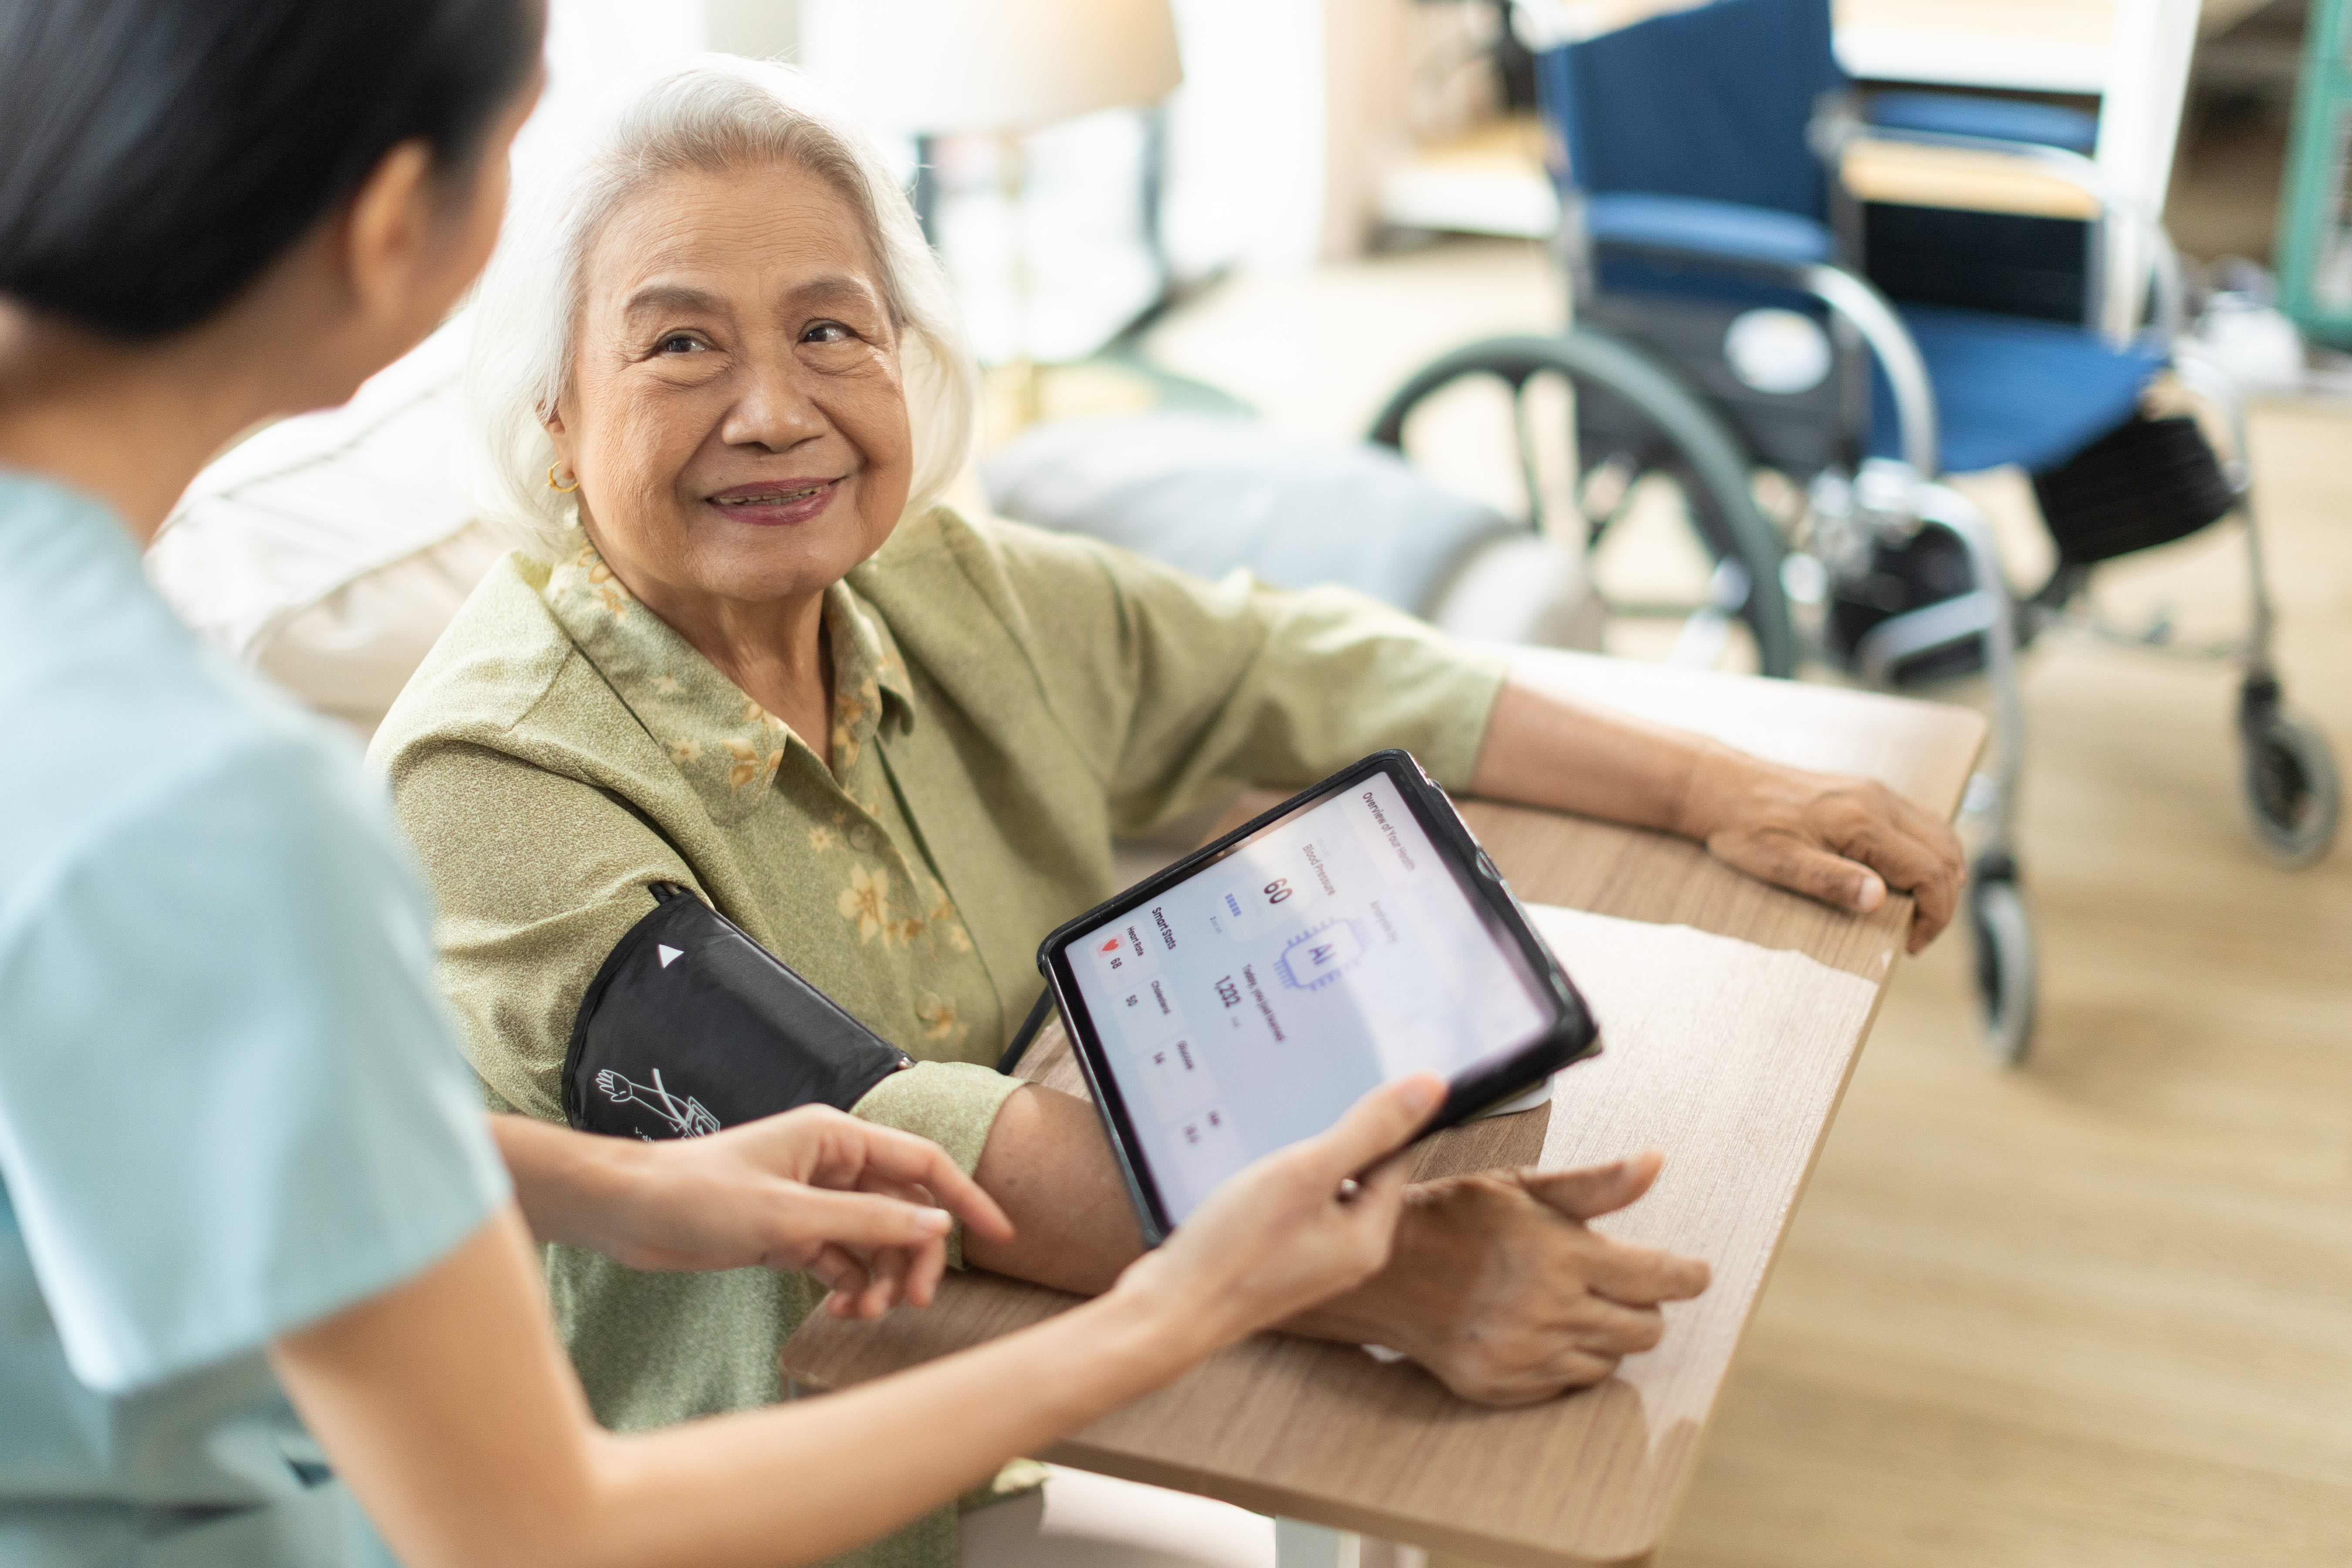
[579,157,889,329]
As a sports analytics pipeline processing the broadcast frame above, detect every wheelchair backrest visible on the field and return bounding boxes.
[1536,0,1843,223]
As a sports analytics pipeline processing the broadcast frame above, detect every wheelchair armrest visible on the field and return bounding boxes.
[1863,91,2097,155]
[1584,193,1836,270]
[1818,116,2187,348]
[1579,201,1940,477]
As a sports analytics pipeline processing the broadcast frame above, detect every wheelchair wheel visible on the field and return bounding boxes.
[1367,330,1797,678]
[1967,858,2037,1067]
[2238,705,2342,868]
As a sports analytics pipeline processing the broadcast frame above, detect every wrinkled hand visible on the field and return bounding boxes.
[1313,1152,1710,1405]
[602,1107,1013,1320]
[1681,742,1964,953]
[1112,1076,1442,1352]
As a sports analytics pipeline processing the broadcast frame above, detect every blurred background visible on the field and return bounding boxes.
[148,2,2351,1562]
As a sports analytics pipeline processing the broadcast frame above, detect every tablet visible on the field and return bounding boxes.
[1039,749,1598,1243]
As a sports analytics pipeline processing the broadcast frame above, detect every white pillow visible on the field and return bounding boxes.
[147,315,494,740]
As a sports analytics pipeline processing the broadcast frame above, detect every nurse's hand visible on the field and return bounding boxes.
[1106,1074,1439,1350]
[489,1110,1012,1318]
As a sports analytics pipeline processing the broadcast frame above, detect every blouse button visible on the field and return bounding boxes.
[850,823,876,851]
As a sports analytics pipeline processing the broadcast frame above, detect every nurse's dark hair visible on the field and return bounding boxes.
[0,0,541,341]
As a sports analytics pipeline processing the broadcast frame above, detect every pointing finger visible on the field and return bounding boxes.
[833,1126,1015,1244]
[768,1186,952,1263]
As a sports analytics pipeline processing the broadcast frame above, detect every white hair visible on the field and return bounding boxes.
[465,57,976,560]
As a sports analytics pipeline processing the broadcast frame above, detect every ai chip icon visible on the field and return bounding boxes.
[1275,918,1367,991]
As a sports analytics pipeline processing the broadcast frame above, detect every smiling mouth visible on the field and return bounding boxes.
[713,482,833,507]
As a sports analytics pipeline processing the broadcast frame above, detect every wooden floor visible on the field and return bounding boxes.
[1144,245,2352,1566]
[1651,405,2352,1568]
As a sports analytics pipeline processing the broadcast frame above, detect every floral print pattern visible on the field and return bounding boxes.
[547,547,807,804]
[544,536,990,1072]
[837,862,893,944]
[823,839,974,958]
[722,735,783,792]
[914,991,966,1045]
[578,548,633,621]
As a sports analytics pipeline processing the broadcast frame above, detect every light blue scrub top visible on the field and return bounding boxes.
[0,469,512,1567]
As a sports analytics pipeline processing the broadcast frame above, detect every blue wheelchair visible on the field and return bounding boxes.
[1370,0,2340,1064]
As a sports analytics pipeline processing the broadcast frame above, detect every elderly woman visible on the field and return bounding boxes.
[0,8,1478,1568]
[376,57,1959,1567]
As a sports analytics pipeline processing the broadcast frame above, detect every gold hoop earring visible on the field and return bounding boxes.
[547,462,581,495]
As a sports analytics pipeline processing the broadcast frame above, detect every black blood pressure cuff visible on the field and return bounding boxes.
[563,883,913,1140]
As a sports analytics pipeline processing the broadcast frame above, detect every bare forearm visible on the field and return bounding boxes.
[489,1113,646,1251]
[284,1119,1402,1568]
[958,1088,1440,1359]
[597,1288,1205,1565]
[1470,669,1967,951]
[960,1083,1142,1294]
[276,1208,1219,1568]
[1468,677,1728,834]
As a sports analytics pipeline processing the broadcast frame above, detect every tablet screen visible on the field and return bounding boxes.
[1060,770,1552,1225]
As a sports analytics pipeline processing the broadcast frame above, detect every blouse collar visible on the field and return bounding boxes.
[542,539,914,824]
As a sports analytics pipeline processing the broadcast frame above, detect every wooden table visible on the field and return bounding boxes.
[1839,140,2105,221]
[783,651,1985,1566]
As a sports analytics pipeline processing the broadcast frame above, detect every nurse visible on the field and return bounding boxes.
[0,3,1441,1566]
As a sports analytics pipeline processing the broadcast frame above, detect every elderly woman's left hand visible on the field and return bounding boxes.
[1471,678,1965,952]
[1678,739,1964,953]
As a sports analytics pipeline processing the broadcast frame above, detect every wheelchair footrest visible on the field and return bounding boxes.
[2031,412,2239,565]
[1826,523,2017,685]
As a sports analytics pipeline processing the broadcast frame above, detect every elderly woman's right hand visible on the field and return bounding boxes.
[1303,1151,1714,1404]
[1107,1075,1444,1351]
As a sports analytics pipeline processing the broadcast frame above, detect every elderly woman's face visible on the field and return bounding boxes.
[551,158,912,610]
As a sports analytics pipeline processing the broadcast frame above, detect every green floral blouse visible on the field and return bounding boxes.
[371,506,1505,1566]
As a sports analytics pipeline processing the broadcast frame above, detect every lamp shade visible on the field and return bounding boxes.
[797,0,1182,135]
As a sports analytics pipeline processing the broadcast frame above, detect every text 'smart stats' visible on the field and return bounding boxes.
[1063,772,1551,1224]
